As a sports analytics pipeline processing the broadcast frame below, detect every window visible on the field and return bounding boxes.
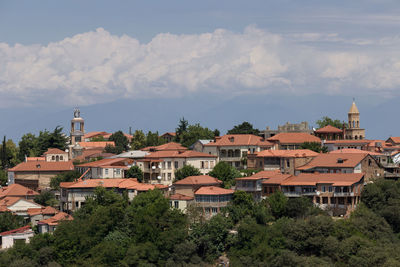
[201,161,205,169]
[329,186,332,192]
[174,201,179,209]
[322,186,326,192]
[286,160,290,168]
[174,161,178,169]
[169,201,172,207]
[167,161,172,169]
[60,156,63,160]
[52,156,55,160]
[212,207,218,214]
[162,162,166,169]
[162,173,166,180]
[168,173,171,180]
[115,169,121,175]
[105,169,109,176]
[75,201,79,208]
[235,162,240,167]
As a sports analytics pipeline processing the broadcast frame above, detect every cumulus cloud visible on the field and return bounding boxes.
[0,26,400,107]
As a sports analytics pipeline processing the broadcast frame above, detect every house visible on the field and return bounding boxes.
[314,125,344,141]
[190,139,213,152]
[77,141,115,150]
[280,173,364,216]
[172,175,222,197]
[168,193,194,213]
[60,178,166,212]
[76,158,134,179]
[74,148,115,163]
[247,149,319,174]
[323,139,370,152]
[386,137,400,147]
[28,206,58,226]
[0,225,34,249]
[261,173,292,197]
[296,153,384,182]
[0,197,42,217]
[8,161,74,190]
[43,148,69,162]
[38,212,73,233]
[160,132,176,143]
[235,170,281,200]
[0,184,39,200]
[194,186,235,218]
[202,134,273,168]
[261,121,313,139]
[137,151,217,185]
[267,132,321,150]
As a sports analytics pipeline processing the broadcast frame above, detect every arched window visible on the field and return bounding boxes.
[357,121,359,128]
[56,155,60,162]
[355,135,358,140]
[52,156,55,161]
[60,156,63,160]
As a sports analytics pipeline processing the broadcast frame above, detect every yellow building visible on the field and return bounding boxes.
[345,101,365,140]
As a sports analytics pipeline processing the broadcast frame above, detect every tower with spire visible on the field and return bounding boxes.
[345,99,365,140]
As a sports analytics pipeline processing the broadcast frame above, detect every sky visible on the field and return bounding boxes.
[1,1,400,140]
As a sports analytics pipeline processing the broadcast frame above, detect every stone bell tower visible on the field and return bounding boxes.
[345,100,365,140]
[69,108,85,158]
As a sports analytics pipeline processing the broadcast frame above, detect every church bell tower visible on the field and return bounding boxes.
[345,100,365,140]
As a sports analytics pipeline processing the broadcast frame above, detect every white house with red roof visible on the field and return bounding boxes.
[202,134,273,169]
[38,212,73,233]
[235,170,281,200]
[0,184,39,200]
[0,225,34,249]
[267,132,321,150]
[168,193,194,213]
[194,186,235,218]
[0,197,42,217]
[76,158,134,179]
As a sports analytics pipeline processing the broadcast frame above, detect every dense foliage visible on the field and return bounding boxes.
[316,116,347,129]
[125,166,144,182]
[107,131,129,154]
[50,170,81,190]
[208,161,242,188]
[1,181,400,266]
[227,121,260,135]
[174,165,201,182]
[300,141,327,153]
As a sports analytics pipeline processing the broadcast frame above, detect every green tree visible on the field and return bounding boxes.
[108,131,129,153]
[180,123,214,148]
[0,169,7,186]
[268,191,288,218]
[90,136,105,141]
[316,116,346,129]
[34,190,58,207]
[174,165,201,182]
[227,122,260,135]
[36,127,68,156]
[208,161,241,188]
[175,117,189,143]
[126,166,144,182]
[130,130,146,150]
[0,138,19,169]
[50,170,81,190]
[300,142,327,153]
[104,144,121,154]
[18,133,38,161]
[213,129,220,137]
[146,131,165,147]
[0,211,24,232]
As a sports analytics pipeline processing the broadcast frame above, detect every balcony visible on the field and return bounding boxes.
[236,185,262,192]
[283,191,302,197]
[334,192,354,197]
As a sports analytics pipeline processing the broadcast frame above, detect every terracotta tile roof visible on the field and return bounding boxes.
[142,142,188,151]
[195,186,234,195]
[204,134,273,147]
[267,133,321,144]
[27,206,58,216]
[262,173,292,185]
[127,183,157,191]
[83,131,109,139]
[315,125,343,133]
[26,157,46,162]
[388,137,400,144]
[0,206,10,212]
[281,173,364,186]
[0,225,32,236]
[38,212,73,226]
[78,141,115,148]
[174,175,222,185]
[61,178,139,189]
[236,170,281,180]
[161,132,176,137]
[0,196,40,208]
[296,153,368,170]
[43,148,67,155]
[9,161,74,172]
[0,184,39,198]
[169,193,194,200]
[144,150,216,159]
[77,158,132,168]
[254,149,319,158]
[324,140,370,144]
[103,133,133,141]
[329,149,382,156]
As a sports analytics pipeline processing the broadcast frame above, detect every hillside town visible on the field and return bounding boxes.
[0,100,398,251]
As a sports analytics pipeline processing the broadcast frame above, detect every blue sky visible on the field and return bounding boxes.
[1,1,400,139]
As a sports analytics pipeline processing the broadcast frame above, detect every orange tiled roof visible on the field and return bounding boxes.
[27,206,58,216]
[329,149,382,156]
[161,132,176,137]
[296,153,368,170]
[77,158,132,168]
[26,157,46,162]
[195,186,234,195]
[255,149,319,158]
[388,137,400,144]
[43,148,67,155]
[315,125,343,133]
[144,150,216,159]
[38,212,73,226]
[204,134,273,147]
[61,178,139,189]
[261,173,292,185]
[169,193,194,200]
[0,184,39,198]
[0,196,40,208]
[142,142,188,151]
[83,131,109,139]
[281,173,364,186]
[174,175,222,185]
[0,225,32,236]
[324,140,370,144]
[9,161,74,172]
[78,141,115,148]
[267,133,321,144]
[236,170,281,181]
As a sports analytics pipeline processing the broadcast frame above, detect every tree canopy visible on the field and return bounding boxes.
[174,164,201,182]
[108,131,129,154]
[227,121,260,135]
[126,166,144,182]
[208,161,242,188]
[316,116,346,129]
[50,170,81,190]
[300,142,327,153]
[130,130,146,150]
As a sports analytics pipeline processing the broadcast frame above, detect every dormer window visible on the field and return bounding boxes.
[229,137,234,142]
[337,158,344,163]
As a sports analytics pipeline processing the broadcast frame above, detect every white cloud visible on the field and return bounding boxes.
[0,26,400,107]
